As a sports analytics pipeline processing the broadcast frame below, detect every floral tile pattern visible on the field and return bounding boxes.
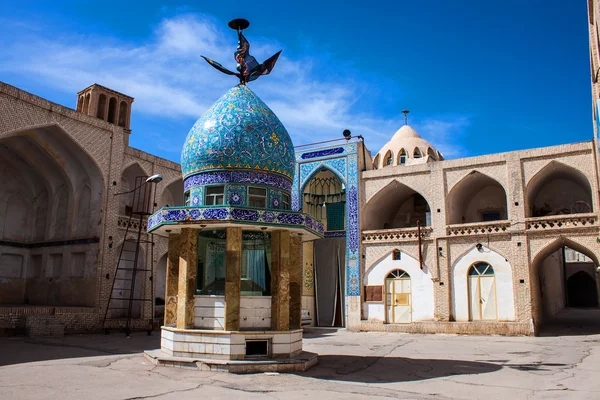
[148,206,324,236]
[181,85,295,181]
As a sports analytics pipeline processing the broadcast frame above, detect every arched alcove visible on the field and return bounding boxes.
[107,97,117,124]
[118,101,128,127]
[96,94,107,119]
[362,180,431,230]
[531,238,600,334]
[447,171,508,224]
[0,124,103,307]
[158,179,184,208]
[526,161,593,217]
[119,163,148,215]
[302,168,345,231]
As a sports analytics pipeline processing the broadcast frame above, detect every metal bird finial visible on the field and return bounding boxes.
[201,18,282,85]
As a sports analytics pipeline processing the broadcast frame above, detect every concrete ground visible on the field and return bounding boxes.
[1,328,599,400]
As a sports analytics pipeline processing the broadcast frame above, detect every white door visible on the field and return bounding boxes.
[468,263,497,321]
[385,270,411,324]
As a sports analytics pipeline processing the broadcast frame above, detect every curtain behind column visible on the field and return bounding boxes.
[314,237,346,327]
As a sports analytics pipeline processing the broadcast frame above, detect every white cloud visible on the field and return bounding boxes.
[0,13,470,158]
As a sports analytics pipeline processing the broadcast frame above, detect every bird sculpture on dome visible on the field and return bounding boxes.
[201,18,282,85]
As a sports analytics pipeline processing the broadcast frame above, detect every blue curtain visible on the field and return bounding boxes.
[246,249,266,290]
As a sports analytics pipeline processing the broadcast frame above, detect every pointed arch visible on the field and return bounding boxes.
[447,170,508,224]
[118,101,128,127]
[427,147,436,160]
[398,148,407,165]
[452,245,514,322]
[301,165,346,230]
[96,94,107,119]
[107,97,117,124]
[158,178,184,208]
[526,161,593,217]
[383,149,393,167]
[373,154,380,170]
[364,249,434,322]
[530,236,599,334]
[120,162,149,215]
[413,148,422,158]
[362,179,431,230]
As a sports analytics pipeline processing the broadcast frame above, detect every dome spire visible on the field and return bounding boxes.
[201,18,282,85]
[402,109,410,126]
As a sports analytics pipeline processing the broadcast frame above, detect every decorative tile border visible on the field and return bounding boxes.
[325,231,346,238]
[293,142,361,297]
[184,171,292,192]
[300,147,344,159]
[148,206,324,236]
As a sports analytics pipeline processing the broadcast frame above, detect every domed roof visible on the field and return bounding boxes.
[181,85,295,181]
[373,124,443,169]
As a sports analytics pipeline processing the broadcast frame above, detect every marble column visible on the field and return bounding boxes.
[271,230,290,331]
[164,234,181,326]
[176,228,197,329]
[289,235,303,329]
[225,227,242,331]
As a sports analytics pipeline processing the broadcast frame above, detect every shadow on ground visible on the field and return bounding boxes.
[302,327,340,339]
[0,331,160,367]
[538,308,600,337]
[299,354,503,383]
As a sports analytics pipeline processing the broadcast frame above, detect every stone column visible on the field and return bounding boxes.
[271,230,290,331]
[289,235,303,329]
[225,227,242,331]
[176,228,197,329]
[164,234,180,326]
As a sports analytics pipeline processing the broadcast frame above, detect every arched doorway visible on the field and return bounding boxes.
[302,167,346,327]
[567,271,598,307]
[447,171,507,224]
[385,269,411,323]
[532,240,600,334]
[468,262,497,320]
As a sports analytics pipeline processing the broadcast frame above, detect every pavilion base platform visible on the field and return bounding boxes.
[144,349,318,373]
[144,326,318,373]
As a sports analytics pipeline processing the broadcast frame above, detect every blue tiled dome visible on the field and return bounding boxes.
[181,85,295,181]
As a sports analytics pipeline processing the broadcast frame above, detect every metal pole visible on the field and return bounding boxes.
[417,220,423,270]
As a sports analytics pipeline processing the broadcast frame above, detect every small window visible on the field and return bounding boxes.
[413,149,422,158]
[399,149,406,165]
[386,155,393,165]
[392,249,401,260]
[184,191,191,206]
[248,187,267,208]
[282,193,290,210]
[205,186,225,206]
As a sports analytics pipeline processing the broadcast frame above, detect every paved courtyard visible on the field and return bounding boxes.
[1,328,599,400]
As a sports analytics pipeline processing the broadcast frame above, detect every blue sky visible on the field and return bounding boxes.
[0,1,592,162]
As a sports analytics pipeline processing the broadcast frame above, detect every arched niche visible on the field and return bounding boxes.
[158,179,184,208]
[0,124,103,307]
[526,161,593,217]
[383,150,393,167]
[447,171,508,224]
[362,180,431,230]
[119,163,149,215]
[118,101,128,127]
[108,97,117,124]
[96,94,107,119]
[302,167,345,231]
